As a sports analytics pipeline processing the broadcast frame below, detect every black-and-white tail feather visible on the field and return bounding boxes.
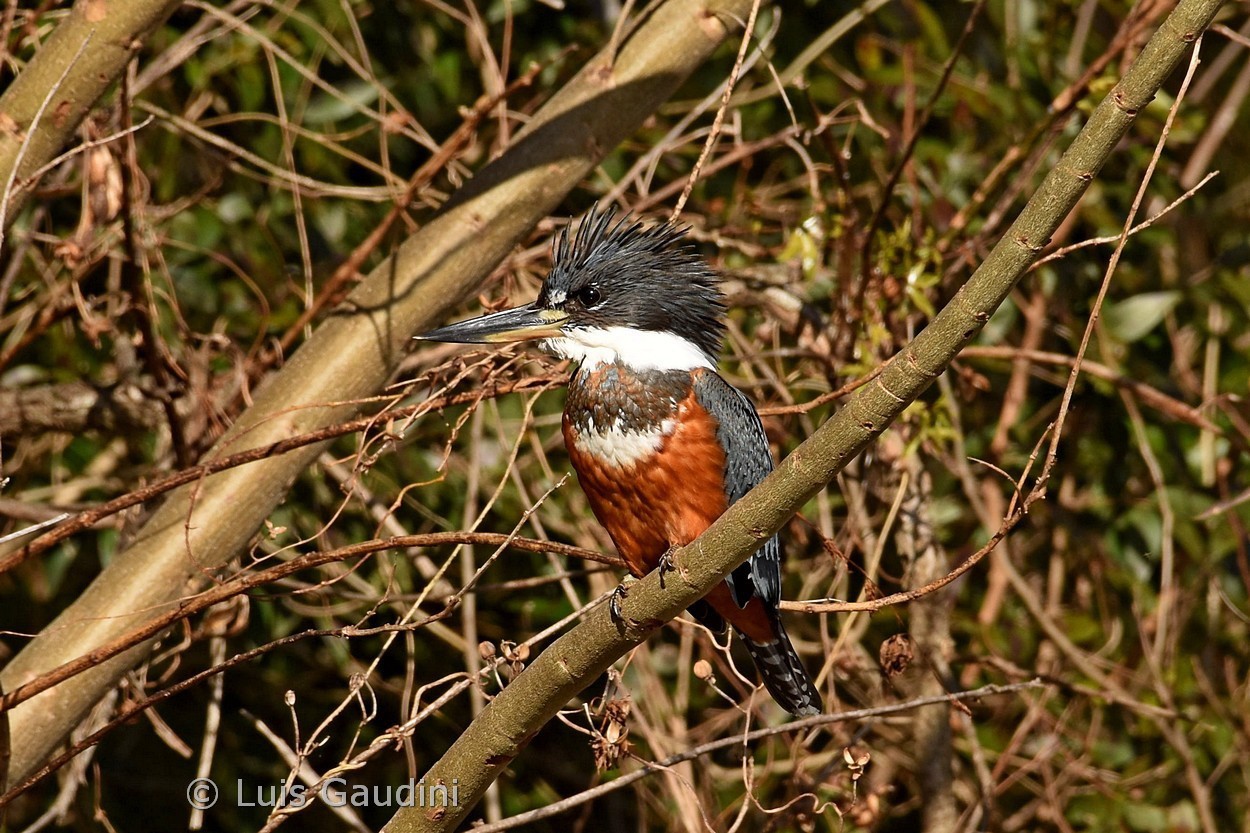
[740,628,822,717]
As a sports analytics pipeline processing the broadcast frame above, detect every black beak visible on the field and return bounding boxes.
[414,303,569,344]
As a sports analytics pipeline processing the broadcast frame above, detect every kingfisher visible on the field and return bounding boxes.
[417,209,822,717]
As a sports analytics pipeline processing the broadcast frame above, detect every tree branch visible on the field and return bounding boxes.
[0,0,181,233]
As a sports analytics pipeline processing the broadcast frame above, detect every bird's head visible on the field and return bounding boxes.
[416,209,726,372]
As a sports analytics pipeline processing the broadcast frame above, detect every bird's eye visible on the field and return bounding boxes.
[575,285,602,307]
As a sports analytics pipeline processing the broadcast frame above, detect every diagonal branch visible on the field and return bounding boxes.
[382,1,1226,830]
[0,0,182,235]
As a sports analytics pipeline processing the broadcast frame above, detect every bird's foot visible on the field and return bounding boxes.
[656,546,679,589]
[608,577,635,622]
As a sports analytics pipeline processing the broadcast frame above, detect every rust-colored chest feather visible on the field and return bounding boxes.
[562,365,728,577]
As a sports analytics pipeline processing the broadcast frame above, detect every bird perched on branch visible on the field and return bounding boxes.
[417,209,821,717]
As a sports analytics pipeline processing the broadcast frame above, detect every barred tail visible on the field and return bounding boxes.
[739,625,822,717]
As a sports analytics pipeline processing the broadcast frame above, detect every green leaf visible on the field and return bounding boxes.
[778,218,823,279]
[1124,802,1168,832]
[1104,291,1182,342]
[304,79,383,124]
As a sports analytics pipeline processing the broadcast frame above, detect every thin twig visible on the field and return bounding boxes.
[0,372,565,575]
[470,681,1047,832]
[0,530,619,714]
[1040,34,1206,494]
[670,0,760,220]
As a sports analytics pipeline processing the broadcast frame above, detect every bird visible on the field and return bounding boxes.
[416,209,822,717]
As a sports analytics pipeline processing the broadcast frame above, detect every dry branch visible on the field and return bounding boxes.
[0,532,618,721]
[471,681,1046,833]
[0,372,566,574]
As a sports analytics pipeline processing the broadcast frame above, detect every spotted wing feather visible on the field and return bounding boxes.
[691,369,781,609]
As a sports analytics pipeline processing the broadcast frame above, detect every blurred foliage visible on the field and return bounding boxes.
[2,0,1250,831]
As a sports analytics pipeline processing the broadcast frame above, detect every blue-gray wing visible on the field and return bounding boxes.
[692,368,781,609]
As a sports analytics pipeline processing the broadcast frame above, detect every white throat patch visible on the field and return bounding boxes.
[542,327,714,372]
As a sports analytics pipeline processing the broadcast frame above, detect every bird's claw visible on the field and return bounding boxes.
[608,582,630,622]
[657,546,678,588]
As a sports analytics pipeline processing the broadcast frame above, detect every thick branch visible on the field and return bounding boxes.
[383,2,1225,830]
[0,0,181,231]
[0,381,165,435]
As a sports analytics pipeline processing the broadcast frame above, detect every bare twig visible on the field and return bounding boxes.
[469,681,1046,832]
[670,0,760,220]
[0,530,619,715]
